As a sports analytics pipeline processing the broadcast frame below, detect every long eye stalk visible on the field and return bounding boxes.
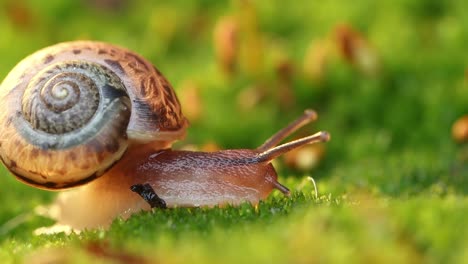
[257,109,319,152]
[255,109,330,163]
[255,131,330,163]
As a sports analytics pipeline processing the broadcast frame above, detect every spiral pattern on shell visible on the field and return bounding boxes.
[0,59,132,189]
[0,41,188,190]
[0,41,187,189]
[23,62,101,134]
[16,60,132,150]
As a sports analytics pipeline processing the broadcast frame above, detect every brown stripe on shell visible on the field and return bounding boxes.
[43,181,58,188]
[12,169,100,190]
[148,76,159,97]
[162,83,173,97]
[68,152,77,161]
[30,149,40,158]
[124,52,149,71]
[138,76,159,99]
[57,168,67,175]
[43,55,54,64]
[139,79,147,97]
[108,48,118,57]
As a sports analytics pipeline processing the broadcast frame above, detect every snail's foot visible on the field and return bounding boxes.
[130,183,167,209]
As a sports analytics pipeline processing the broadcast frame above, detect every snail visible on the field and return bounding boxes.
[0,41,330,232]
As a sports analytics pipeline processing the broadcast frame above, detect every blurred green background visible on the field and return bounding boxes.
[1,0,468,263]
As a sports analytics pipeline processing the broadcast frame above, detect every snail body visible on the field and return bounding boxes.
[0,41,330,232]
[50,111,328,230]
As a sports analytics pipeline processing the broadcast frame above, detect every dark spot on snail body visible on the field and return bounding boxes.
[40,175,47,180]
[43,55,54,64]
[98,49,107,55]
[10,160,17,168]
[104,59,125,75]
[72,49,81,54]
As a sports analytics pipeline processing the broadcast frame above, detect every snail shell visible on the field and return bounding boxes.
[0,41,187,189]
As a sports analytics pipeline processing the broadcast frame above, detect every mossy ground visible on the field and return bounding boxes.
[1,0,468,263]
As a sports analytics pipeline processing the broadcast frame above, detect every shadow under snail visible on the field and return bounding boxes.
[0,41,330,231]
